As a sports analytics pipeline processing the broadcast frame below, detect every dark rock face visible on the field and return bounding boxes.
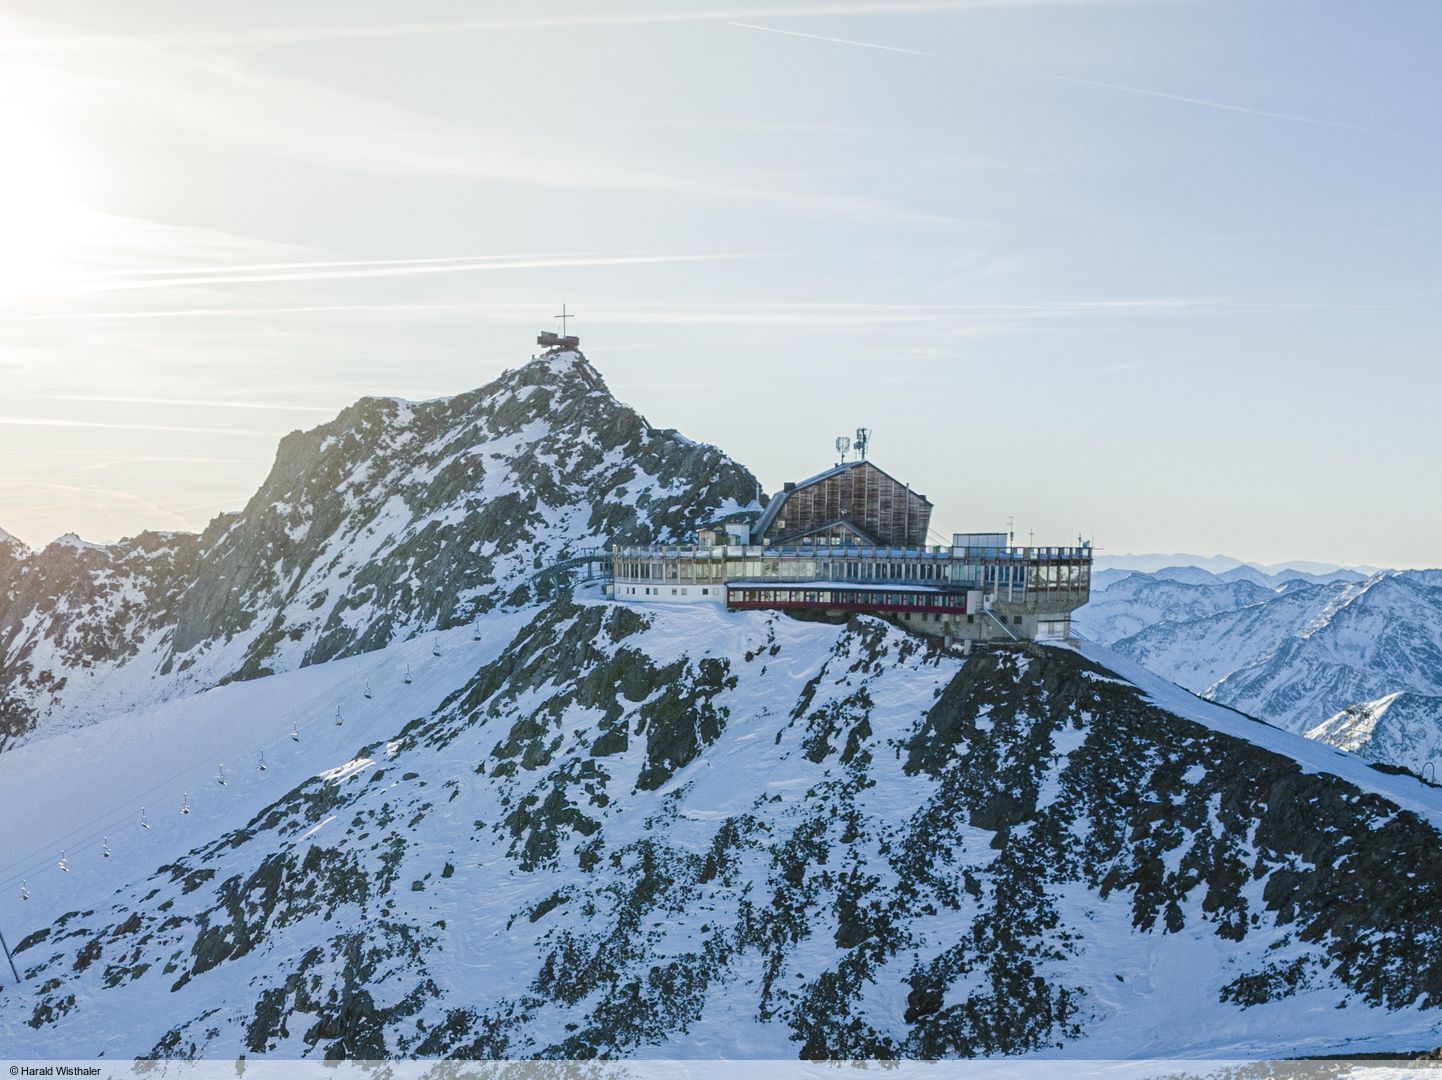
[9,602,1442,1059]
[0,352,757,749]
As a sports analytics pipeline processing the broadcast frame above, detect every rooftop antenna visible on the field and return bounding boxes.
[1007,515,1015,544]
[555,304,573,337]
[834,435,851,466]
[854,427,871,461]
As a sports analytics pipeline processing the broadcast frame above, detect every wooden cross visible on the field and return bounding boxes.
[555,304,574,336]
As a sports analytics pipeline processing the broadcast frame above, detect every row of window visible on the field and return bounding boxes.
[726,588,968,612]
[619,585,713,597]
[614,557,1090,592]
[616,558,971,585]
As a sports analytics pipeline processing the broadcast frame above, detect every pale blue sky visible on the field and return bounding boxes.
[0,1,1438,567]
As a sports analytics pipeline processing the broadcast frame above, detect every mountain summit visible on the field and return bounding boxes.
[0,350,756,750]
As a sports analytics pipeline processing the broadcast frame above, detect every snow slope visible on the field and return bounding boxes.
[3,596,1442,1059]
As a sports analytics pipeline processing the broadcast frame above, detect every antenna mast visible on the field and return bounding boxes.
[834,435,851,466]
[854,427,871,461]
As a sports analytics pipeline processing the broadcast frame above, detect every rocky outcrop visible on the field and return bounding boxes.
[8,601,1442,1059]
[0,351,757,750]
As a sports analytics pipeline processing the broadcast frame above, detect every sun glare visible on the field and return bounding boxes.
[0,70,97,302]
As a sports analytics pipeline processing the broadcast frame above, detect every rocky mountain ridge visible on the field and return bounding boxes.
[4,600,1442,1059]
[0,351,757,751]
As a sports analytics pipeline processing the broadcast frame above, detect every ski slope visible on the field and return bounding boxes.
[0,609,534,951]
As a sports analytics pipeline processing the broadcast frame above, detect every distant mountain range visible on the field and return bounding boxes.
[1096,553,1387,577]
[1077,565,1442,772]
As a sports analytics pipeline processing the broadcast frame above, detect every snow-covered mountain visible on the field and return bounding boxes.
[1097,579,1352,697]
[1209,571,1442,737]
[4,596,1442,1059]
[1074,572,1282,644]
[1097,553,1378,578]
[0,351,756,752]
[1077,567,1442,773]
[1308,692,1442,770]
[5,347,1442,1060]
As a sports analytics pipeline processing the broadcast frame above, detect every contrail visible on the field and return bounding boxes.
[92,252,608,280]
[729,21,936,56]
[0,417,283,437]
[25,394,336,413]
[1,2,1120,53]
[1032,71,1410,140]
[75,252,770,293]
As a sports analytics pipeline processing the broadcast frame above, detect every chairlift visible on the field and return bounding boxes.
[432,643,442,657]
[140,807,150,830]
[216,764,228,787]
[58,850,69,873]
[472,618,482,641]
[20,880,29,901]
[403,664,413,685]
[291,722,301,742]
[180,792,191,815]
[258,750,268,772]
[364,679,373,700]
[335,705,344,727]
[102,836,111,859]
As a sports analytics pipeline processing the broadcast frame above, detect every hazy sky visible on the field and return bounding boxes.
[1,1,1438,568]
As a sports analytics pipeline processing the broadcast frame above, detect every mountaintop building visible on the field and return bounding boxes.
[610,452,1092,648]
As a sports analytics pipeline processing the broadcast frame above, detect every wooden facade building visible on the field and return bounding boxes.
[753,461,932,548]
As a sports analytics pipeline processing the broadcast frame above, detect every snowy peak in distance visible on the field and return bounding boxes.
[1097,552,1381,581]
[1077,563,1442,772]
[0,348,759,751]
[1308,690,1442,768]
